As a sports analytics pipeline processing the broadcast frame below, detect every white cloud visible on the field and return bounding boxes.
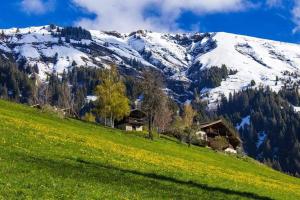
[72,0,253,32]
[21,0,55,15]
[268,0,300,34]
[292,1,300,33]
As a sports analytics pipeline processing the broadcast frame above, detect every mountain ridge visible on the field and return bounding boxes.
[1,25,300,105]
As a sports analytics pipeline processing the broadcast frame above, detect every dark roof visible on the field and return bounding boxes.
[200,119,242,142]
[129,109,147,119]
[200,119,242,148]
[117,109,147,126]
[200,119,223,129]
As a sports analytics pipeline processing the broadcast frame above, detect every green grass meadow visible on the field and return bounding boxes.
[0,100,300,199]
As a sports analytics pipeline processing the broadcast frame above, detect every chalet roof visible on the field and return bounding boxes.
[199,119,242,143]
[129,109,147,119]
[116,109,147,126]
[200,119,223,129]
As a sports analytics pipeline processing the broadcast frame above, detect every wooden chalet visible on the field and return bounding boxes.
[197,119,241,152]
[117,109,147,132]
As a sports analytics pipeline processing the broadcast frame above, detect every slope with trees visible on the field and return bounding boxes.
[218,87,300,176]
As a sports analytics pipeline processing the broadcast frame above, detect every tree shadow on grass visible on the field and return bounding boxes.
[72,157,273,200]
[13,151,273,200]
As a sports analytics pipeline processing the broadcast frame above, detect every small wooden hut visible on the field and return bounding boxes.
[117,109,147,131]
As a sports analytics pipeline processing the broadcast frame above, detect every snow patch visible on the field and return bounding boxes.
[15,44,40,59]
[0,44,11,52]
[86,95,98,103]
[294,106,300,113]
[257,131,267,149]
[236,115,250,130]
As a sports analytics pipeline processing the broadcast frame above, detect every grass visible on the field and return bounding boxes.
[0,100,299,199]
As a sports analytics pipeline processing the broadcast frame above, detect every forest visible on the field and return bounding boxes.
[218,87,300,176]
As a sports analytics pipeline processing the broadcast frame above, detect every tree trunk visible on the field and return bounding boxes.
[148,113,153,140]
[110,112,114,128]
[188,131,192,147]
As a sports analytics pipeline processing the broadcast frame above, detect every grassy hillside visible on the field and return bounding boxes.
[0,100,299,199]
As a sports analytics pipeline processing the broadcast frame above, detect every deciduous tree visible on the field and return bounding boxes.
[182,103,197,147]
[95,65,130,128]
[183,103,196,128]
[141,69,165,140]
[154,96,173,135]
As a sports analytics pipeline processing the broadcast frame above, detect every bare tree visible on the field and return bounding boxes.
[141,69,165,140]
[154,96,173,136]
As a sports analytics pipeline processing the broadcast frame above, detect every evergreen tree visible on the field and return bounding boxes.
[218,87,300,176]
[58,37,63,45]
[60,26,92,41]
[0,30,4,39]
[49,24,56,30]
[33,64,39,74]
[0,57,36,104]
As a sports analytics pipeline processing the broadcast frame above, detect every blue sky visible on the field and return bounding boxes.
[1,0,300,43]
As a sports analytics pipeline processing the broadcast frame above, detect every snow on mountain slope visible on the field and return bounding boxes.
[1,25,300,106]
[195,32,300,106]
[127,31,189,72]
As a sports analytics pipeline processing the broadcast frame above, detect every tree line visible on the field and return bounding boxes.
[0,56,36,104]
[50,25,92,42]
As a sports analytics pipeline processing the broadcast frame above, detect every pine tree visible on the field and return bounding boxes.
[71,60,77,67]
[0,30,4,39]
[54,53,59,64]
[33,64,39,74]
[50,24,56,30]
[58,37,63,45]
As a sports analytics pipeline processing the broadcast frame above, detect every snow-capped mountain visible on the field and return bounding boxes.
[1,25,300,106]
